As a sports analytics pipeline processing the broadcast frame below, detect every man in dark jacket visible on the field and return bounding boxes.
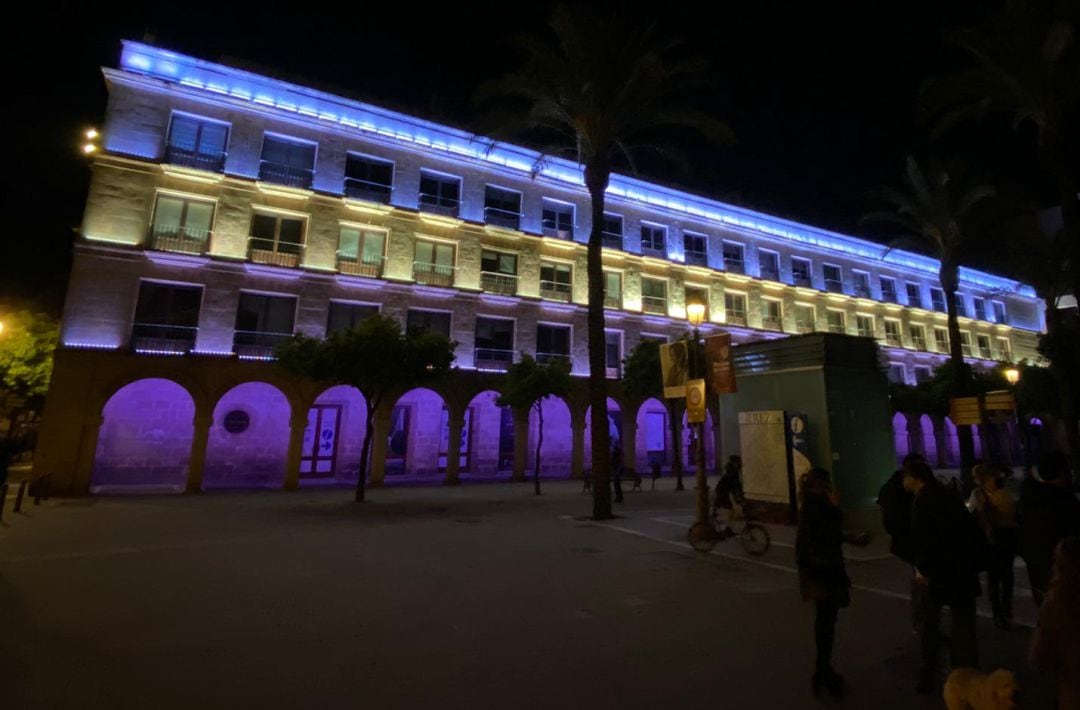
[879,453,924,563]
[904,461,983,694]
[1018,451,1080,606]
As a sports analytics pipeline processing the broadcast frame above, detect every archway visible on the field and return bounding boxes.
[526,395,573,478]
[635,397,671,473]
[892,412,910,464]
[943,416,960,468]
[204,382,292,489]
[681,408,717,474]
[585,397,623,469]
[91,378,194,493]
[465,390,512,476]
[919,414,938,465]
[302,385,367,486]
[385,387,448,477]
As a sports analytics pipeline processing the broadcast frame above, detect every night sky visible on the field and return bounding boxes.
[7,1,1049,311]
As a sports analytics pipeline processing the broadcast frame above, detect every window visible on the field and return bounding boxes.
[977,334,992,359]
[995,337,1011,361]
[259,135,315,188]
[914,366,932,384]
[640,222,665,254]
[249,212,305,267]
[762,299,782,331]
[960,331,973,356]
[887,364,907,385]
[883,319,902,346]
[480,250,518,295]
[475,317,515,370]
[724,292,747,325]
[934,328,949,352]
[973,297,987,322]
[955,294,968,318]
[541,200,574,239]
[685,286,709,320]
[165,114,228,172]
[852,271,871,298]
[605,331,623,378]
[418,171,461,216]
[604,271,622,309]
[905,283,923,309]
[723,242,745,274]
[759,250,780,282]
[795,304,816,333]
[406,309,451,338]
[826,309,846,334]
[992,301,1007,324]
[684,232,708,267]
[930,287,947,313]
[131,281,202,353]
[791,257,812,287]
[536,323,571,363]
[909,324,927,350]
[344,154,393,203]
[149,194,214,254]
[856,314,875,338]
[413,241,455,287]
[823,264,843,293]
[234,293,296,358]
[326,302,378,335]
[602,214,623,249]
[337,226,385,277]
[641,277,668,315]
[484,185,521,230]
[880,277,898,303]
[540,261,572,302]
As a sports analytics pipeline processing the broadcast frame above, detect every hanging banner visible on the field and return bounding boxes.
[704,333,737,394]
[686,378,707,423]
[660,341,690,398]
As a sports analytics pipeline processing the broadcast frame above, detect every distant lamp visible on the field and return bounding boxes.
[686,302,706,327]
[85,128,99,140]
[1004,367,1020,386]
[0,321,4,335]
[82,143,97,154]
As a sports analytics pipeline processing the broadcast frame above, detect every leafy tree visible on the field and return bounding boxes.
[0,307,59,399]
[477,3,732,519]
[277,316,456,502]
[620,339,686,490]
[497,354,572,496]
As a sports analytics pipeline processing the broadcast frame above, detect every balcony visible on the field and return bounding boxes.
[726,312,747,327]
[344,177,392,204]
[911,337,927,351]
[993,349,1011,362]
[233,330,292,359]
[605,365,621,379]
[642,296,667,315]
[853,284,872,299]
[474,348,515,371]
[484,207,521,231]
[935,340,950,353]
[419,193,460,217]
[164,145,226,173]
[603,293,621,309]
[796,322,816,334]
[828,323,846,335]
[258,161,313,189]
[685,250,708,267]
[979,347,993,360]
[641,243,665,258]
[793,274,813,288]
[962,344,973,357]
[724,259,745,275]
[536,352,571,366]
[542,220,573,240]
[824,280,845,294]
[601,231,623,250]
[884,335,903,348]
[131,323,197,354]
[337,253,383,278]
[413,261,455,287]
[481,271,518,296]
[540,280,572,302]
[249,238,303,268]
[760,267,780,282]
[150,225,210,255]
[762,315,782,331]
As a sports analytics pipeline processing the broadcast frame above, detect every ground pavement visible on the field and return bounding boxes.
[0,478,1057,709]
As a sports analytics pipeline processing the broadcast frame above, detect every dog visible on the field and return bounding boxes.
[943,668,1019,710]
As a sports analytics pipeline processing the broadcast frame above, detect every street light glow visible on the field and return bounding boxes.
[686,302,706,327]
[83,143,97,154]
[86,128,99,139]
[1004,367,1020,385]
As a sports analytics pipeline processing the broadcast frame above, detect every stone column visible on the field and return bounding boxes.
[444,408,465,485]
[906,413,923,457]
[369,406,392,486]
[621,411,638,484]
[185,411,213,493]
[72,414,104,495]
[512,408,529,482]
[283,412,308,490]
[571,410,586,480]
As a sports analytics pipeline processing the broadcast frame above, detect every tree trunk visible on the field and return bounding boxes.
[942,265,975,492]
[534,402,543,496]
[667,399,684,490]
[585,162,613,520]
[355,409,375,503]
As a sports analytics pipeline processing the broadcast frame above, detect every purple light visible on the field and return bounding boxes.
[204,382,292,489]
[192,349,236,357]
[244,263,302,280]
[134,348,188,356]
[64,341,121,350]
[146,251,210,268]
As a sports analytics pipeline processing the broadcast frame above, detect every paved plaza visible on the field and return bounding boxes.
[0,480,1058,708]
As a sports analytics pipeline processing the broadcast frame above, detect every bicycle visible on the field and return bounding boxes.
[687,499,771,555]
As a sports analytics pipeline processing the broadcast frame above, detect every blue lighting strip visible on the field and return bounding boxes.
[117,41,1035,298]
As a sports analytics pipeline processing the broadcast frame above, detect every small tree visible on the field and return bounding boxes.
[0,307,59,399]
[277,316,456,502]
[620,339,687,490]
[497,355,572,496]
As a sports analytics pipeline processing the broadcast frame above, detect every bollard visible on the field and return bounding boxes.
[14,480,27,512]
[0,483,7,522]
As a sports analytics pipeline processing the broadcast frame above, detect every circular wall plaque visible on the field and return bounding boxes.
[223,409,250,434]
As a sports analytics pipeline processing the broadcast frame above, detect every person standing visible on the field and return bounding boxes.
[904,461,984,694]
[1031,536,1080,710]
[1018,451,1080,607]
[967,463,1019,629]
[879,454,923,630]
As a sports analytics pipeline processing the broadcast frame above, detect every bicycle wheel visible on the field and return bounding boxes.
[688,521,718,552]
[739,523,771,556]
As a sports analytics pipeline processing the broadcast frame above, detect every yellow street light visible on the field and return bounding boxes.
[686,302,706,327]
[83,143,97,154]
[1004,367,1020,386]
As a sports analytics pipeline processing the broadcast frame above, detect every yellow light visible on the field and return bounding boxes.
[86,128,99,140]
[686,302,706,327]
[1004,368,1020,385]
[0,321,4,335]
[82,143,97,154]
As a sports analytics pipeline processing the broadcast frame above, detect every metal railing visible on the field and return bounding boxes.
[419,192,460,217]
[536,352,571,366]
[909,297,924,309]
[882,290,899,304]
[249,237,303,268]
[480,271,518,295]
[726,312,746,326]
[796,322,816,334]
[164,145,226,173]
[604,293,621,309]
[828,323,846,334]
[337,253,384,277]
[131,323,197,354]
[343,177,392,203]
[793,274,813,288]
[685,251,708,267]
[601,232,623,249]
[762,315,782,331]
[484,207,521,230]
[760,268,780,282]
[911,337,927,351]
[258,160,314,189]
[962,344,973,357]
[885,335,903,347]
[233,330,293,359]
[605,366,621,379]
[935,339,950,353]
[413,261,455,287]
[642,296,667,315]
[853,285,872,298]
[539,280,572,302]
[824,280,845,294]
[541,220,573,240]
[993,349,1011,362]
[724,259,745,275]
[474,348,515,370]
[150,225,210,255]
[979,347,993,360]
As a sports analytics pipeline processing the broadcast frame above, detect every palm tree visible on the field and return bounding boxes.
[477,4,732,519]
[864,156,995,486]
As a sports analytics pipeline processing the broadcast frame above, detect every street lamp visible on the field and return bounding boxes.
[1004,367,1019,386]
[685,302,710,535]
[1002,366,1027,470]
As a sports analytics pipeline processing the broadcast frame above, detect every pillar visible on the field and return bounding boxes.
[571,410,586,479]
[283,411,308,490]
[369,406,392,486]
[185,410,213,493]
[906,413,923,457]
[72,414,104,495]
[621,410,637,481]
[444,408,465,485]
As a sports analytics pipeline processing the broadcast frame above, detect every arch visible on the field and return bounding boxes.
[635,397,671,473]
[585,397,623,469]
[919,414,938,465]
[385,387,449,477]
[465,390,513,476]
[682,408,717,474]
[526,395,573,478]
[91,378,195,493]
[943,416,960,467]
[892,412,910,464]
[302,385,368,486]
[204,381,292,489]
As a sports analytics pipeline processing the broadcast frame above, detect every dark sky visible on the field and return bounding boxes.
[6,1,1049,311]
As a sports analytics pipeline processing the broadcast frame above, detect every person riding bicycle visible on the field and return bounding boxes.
[713,455,744,536]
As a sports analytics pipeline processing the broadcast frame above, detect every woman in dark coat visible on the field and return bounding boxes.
[796,467,866,698]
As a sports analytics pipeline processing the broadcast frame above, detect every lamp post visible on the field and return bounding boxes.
[685,303,710,529]
[1003,366,1026,470]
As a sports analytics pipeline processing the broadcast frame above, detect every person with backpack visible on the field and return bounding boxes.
[967,463,1019,629]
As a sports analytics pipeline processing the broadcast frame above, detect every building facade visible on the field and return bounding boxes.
[35,42,1045,495]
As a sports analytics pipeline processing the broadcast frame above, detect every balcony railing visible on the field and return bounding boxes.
[993,349,1011,362]
[536,352,571,366]
[337,253,384,278]
[258,161,313,189]
[601,232,623,250]
[726,312,746,326]
[474,348,515,371]
[484,207,521,230]
[249,237,303,268]
[233,330,293,359]
[762,315,782,331]
[131,323,197,354]
[935,339,950,353]
[150,225,210,255]
[824,280,845,294]
[641,243,665,257]
[685,251,708,267]
[604,293,621,309]
[882,291,899,304]
[911,337,927,351]
[828,323,846,334]
[164,145,226,173]
[760,268,780,282]
[909,297,924,309]
[542,220,573,240]
[344,177,392,204]
[413,261,455,287]
[642,296,667,315]
[979,347,993,360]
[884,335,903,347]
[793,274,813,288]
[540,280,572,302]
[962,344,973,357]
[605,365,621,379]
[724,259,745,275]
[481,271,518,296]
[796,322,816,334]
[419,193,460,217]
[853,284,872,299]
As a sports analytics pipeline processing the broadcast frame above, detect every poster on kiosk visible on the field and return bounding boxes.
[739,410,810,520]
